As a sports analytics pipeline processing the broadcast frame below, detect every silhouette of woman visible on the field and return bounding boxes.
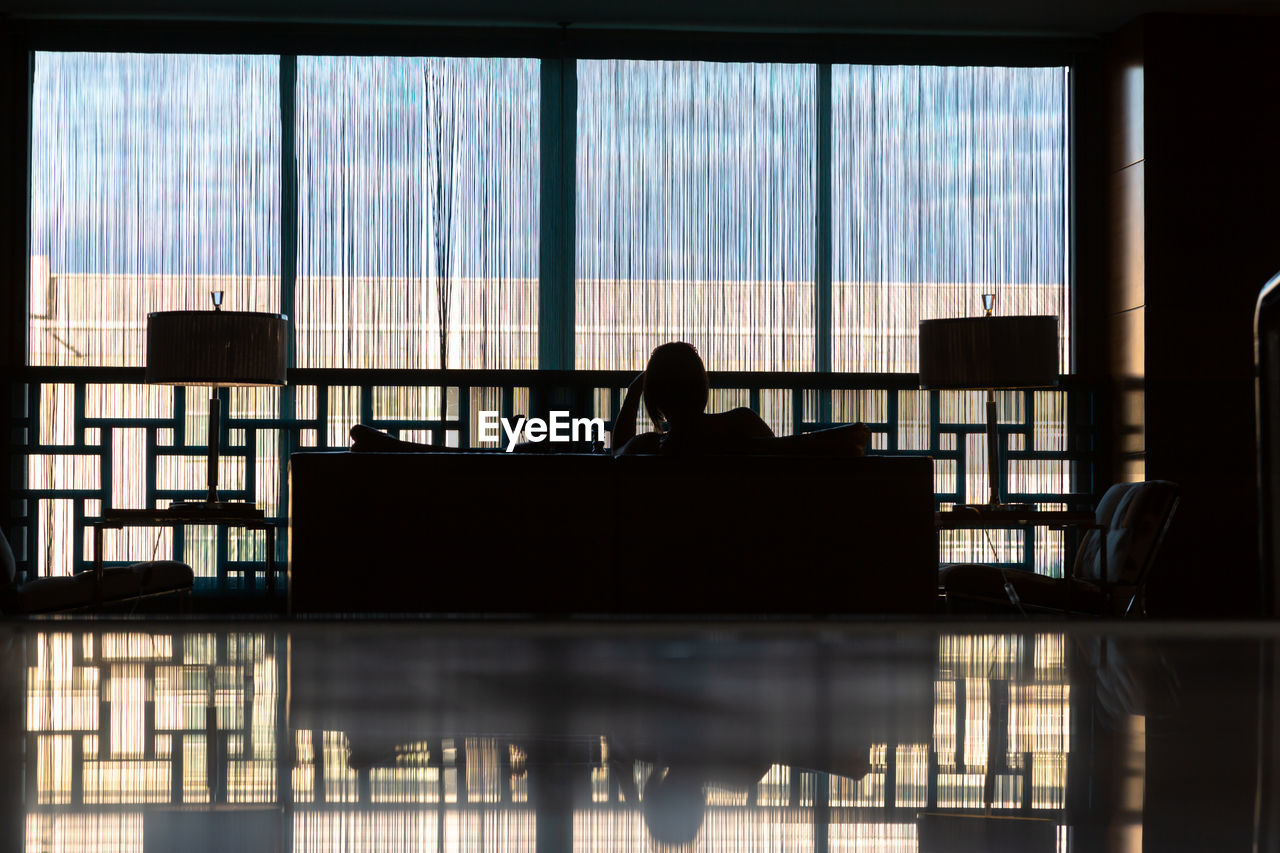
[612,342,774,456]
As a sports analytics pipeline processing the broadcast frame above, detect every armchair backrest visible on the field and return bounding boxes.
[0,527,14,588]
[1073,480,1179,587]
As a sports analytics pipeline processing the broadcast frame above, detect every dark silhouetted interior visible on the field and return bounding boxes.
[2,3,1280,851]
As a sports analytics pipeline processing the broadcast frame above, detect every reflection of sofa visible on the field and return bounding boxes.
[287,623,938,773]
[288,451,937,615]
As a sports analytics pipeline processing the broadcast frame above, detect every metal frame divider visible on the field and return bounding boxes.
[539,49,576,371]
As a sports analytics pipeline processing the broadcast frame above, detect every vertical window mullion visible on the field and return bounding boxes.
[538,55,575,370]
[816,62,833,377]
[1065,66,1075,374]
[816,63,833,429]
[280,54,298,370]
[277,54,297,585]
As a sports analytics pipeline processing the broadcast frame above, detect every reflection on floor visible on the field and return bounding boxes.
[5,621,1263,852]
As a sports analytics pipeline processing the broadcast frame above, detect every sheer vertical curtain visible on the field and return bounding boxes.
[576,59,818,374]
[30,52,281,366]
[295,56,540,371]
[832,65,1069,373]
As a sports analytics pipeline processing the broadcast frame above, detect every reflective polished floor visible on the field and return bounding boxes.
[4,619,1276,852]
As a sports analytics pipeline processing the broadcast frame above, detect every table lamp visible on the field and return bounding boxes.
[918,295,1058,510]
[146,292,288,510]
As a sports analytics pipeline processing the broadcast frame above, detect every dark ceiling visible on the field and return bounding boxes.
[2,0,1279,36]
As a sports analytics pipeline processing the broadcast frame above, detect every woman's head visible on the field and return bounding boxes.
[643,342,709,429]
[642,767,706,849]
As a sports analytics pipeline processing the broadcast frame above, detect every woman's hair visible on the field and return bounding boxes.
[643,342,709,430]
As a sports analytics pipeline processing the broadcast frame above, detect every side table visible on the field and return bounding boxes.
[936,507,1097,529]
[93,504,278,595]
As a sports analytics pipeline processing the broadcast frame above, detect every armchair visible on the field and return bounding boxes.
[0,526,193,615]
[939,481,1180,616]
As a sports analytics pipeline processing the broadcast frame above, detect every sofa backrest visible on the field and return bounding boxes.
[290,452,616,614]
[289,451,937,615]
[613,454,936,613]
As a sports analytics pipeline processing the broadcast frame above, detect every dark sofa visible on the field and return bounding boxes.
[288,451,937,615]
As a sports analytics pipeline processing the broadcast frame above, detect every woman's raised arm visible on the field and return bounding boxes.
[612,371,647,456]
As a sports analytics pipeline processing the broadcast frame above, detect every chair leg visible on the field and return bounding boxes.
[1124,586,1147,618]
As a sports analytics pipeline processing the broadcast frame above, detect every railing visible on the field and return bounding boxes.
[5,366,1099,591]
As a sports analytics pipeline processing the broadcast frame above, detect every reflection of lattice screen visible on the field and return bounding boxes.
[27,630,279,823]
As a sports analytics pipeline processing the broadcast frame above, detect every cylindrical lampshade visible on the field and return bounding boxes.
[918,315,1059,389]
[146,310,288,386]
